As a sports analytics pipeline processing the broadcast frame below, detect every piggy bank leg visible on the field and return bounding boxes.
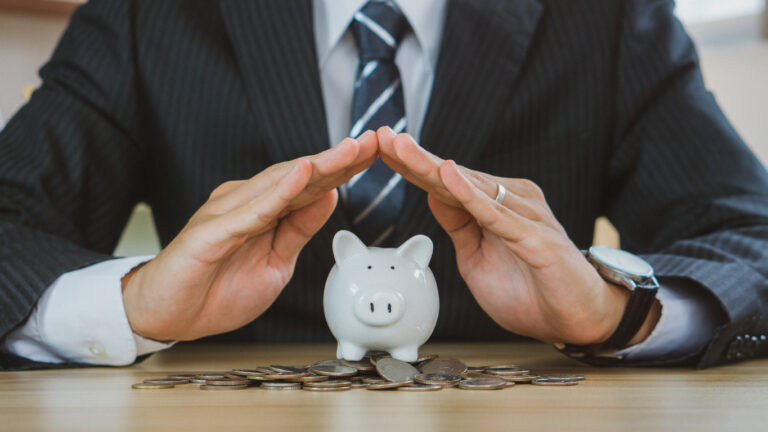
[337,341,367,361]
[389,345,419,363]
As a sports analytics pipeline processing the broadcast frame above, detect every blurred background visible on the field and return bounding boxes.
[0,0,766,255]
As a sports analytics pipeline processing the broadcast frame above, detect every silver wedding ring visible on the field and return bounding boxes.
[495,183,507,205]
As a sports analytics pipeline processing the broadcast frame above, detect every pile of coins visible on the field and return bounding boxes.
[131,352,584,392]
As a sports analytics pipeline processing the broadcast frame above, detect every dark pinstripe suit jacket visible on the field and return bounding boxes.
[2,0,768,370]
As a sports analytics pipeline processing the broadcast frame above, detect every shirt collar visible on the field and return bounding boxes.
[314,0,447,73]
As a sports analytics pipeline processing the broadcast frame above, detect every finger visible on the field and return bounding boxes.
[308,136,360,179]
[211,138,361,214]
[376,126,410,174]
[500,190,552,222]
[273,189,339,264]
[463,170,501,201]
[352,129,380,167]
[284,132,377,213]
[298,137,359,200]
[477,175,562,230]
[392,132,443,179]
[208,159,313,240]
[444,166,552,222]
[427,193,481,258]
[377,127,460,205]
[311,130,378,190]
[439,160,536,243]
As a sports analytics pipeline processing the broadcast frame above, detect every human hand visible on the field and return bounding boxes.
[378,128,660,346]
[122,131,379,341]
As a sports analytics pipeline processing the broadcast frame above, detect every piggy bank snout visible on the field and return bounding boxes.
[353,289,405,327]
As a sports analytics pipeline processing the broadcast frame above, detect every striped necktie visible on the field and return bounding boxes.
[346,0,409,246]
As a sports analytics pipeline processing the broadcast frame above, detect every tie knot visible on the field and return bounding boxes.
[351,1,409,61]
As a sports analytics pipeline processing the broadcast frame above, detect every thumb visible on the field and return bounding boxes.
[427,193,481,259]
[272,189,339,263]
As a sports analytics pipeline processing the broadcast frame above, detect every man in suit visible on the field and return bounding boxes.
[1,0,767,371]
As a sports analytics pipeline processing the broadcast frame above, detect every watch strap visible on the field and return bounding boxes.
[600,279,658,349]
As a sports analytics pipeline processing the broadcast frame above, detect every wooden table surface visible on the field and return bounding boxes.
[1,341,767,432]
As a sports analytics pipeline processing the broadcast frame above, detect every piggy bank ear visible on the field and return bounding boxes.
[396,235,433,269]
[333,230,368,263]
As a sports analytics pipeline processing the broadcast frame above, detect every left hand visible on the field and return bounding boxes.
[377,127,660,346]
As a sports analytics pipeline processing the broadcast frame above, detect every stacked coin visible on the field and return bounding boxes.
[131,353,584,391]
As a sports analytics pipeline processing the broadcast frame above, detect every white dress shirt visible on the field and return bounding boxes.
[4,0,718,365]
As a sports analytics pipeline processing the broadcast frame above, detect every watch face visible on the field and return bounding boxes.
[589,246,654,279]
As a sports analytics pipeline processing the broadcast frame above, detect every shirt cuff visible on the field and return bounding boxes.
[615,280,721,361]
[3,256,174,365]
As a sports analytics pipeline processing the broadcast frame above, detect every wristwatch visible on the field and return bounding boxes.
[559,246,660,357]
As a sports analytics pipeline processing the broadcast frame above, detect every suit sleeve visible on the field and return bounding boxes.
[0,0,145,370]
[602,0,768,368]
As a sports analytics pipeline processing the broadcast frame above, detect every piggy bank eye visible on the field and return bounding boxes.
[390,266,395,270]
[367,265,372,270]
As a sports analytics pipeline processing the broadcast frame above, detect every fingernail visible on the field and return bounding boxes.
[385,126,395,135]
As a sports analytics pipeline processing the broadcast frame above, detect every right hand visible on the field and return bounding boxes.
[122,131,379,341]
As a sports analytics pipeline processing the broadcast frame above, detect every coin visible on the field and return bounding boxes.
[143,378,190,385]
[167,374,198,380]
[376,358,420,383]
[397,384,443,392]
[484,367,530,376]
[498,374,538,383]
[414,373,461,386]
[366,381,412,390]
[340,359,376,371]
[230,369,257,376]
[200,384,249,390]
[303,380,352,388]
[293,374,329,383]
[310,359,343,368]
[461,372,494,379]
[269,365,307,373]
[419,358,467,375]
[244,374,274,381]
[261,382,302,390]
[195,373,227,380]
[261,371,311,380]
[532,378,579,386]
[135,355,584,394]
[132,383,173,390]
[415,354,438,363]
[310,364,358,377]
[362,377,387,384]
[204,378,250,386]
[368,352,391,365]
[539,374,585,381]
[457,378,507,390]
[302,385,352,392]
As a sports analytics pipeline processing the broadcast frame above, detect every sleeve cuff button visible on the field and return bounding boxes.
[89,343,106,357]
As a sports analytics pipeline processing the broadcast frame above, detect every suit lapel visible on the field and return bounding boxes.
[395,0,544,242]
[218,0,330,161]
[218,0,350,248]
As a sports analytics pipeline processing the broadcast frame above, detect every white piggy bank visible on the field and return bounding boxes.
[323,230,439,362]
